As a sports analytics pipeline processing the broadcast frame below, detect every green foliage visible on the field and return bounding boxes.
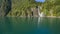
[8,0,37,16]
[0,0,60,16]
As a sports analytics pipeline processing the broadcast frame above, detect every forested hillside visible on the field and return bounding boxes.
[0,0,60,17]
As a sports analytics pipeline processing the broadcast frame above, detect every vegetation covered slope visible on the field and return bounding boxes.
[0,0,60,17]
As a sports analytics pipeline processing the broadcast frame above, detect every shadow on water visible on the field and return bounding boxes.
[0,17,13,34]
[0,17,60,34]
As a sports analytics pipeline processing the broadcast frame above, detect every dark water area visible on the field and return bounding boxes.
[0,17,60,34]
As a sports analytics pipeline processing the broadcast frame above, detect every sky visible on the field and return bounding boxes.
[35,0,45,2]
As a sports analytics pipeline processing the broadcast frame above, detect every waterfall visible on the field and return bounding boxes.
[38,6,45,17]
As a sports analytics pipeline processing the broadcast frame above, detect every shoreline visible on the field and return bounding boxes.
[2,16,60,18]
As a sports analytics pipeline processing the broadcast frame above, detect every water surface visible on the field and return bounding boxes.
[0,17,60,34]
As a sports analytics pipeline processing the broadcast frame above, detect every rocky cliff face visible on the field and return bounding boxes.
[0,0,11,16]
[0,0,36,17]
[0,0,60,17]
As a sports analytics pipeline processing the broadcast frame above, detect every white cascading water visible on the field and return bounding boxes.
[38,6,44,17]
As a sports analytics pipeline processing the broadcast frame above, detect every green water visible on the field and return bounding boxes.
[0,17,60,34]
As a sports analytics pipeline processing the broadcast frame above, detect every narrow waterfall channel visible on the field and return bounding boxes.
[38,6,45,17]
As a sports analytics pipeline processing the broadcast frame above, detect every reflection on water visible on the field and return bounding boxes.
[0,17,60,34]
